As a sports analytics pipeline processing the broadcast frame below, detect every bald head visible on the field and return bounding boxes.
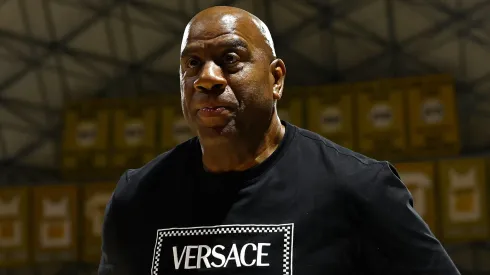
[181,6,276,59]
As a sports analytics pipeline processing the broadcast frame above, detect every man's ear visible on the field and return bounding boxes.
[270,59,286,100]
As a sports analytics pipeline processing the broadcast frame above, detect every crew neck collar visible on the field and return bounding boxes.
[193,120,295,183]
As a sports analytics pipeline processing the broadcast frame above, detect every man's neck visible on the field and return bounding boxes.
[201,118,285,173]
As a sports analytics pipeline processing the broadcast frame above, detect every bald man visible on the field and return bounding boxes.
[98,6,460,275]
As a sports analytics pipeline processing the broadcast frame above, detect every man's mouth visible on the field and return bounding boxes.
[198,106,229,117]
[201,106,226,112]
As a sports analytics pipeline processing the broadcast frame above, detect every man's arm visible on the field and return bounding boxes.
[98,173,129,275]
[98,196,120,275]
[345,161,460,275]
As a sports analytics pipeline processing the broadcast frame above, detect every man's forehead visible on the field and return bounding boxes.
[181,13,261,54]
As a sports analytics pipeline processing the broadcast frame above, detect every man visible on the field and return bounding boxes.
[99,6,460,275]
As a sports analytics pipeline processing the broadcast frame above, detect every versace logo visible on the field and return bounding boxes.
[151,224,294,275]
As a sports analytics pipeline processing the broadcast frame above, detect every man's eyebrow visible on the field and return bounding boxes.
[181,39,249,57]
[181,44,201,58]
[217,39,249,50]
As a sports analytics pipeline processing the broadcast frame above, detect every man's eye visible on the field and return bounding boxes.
[187,58,201,68]
[223,53,240,64]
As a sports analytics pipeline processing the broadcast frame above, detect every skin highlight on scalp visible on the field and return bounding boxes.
[181,6,276,60]
[250,16,276,58]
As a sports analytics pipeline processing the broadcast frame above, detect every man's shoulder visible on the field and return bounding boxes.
[290,128,389,184]
[295,126,379,165]
[111,137,199,203]
[293,125,394,192]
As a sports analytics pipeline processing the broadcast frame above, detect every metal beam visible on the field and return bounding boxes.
[42,0,72,103]
[0,1,130,167]
[271,0,382,81]
[0,1,125,96]
[404,0,490,55]
[0,51,103,82]
[0,121,50,135]
[407,0,490,85]
[54,0,184,35]
[18,0,54,124]
[0,102,45,128]
[118,0,191,21]
[0,97,59,114]
[0,28,176,80]
[121,4,138,62]
[274,0,378,45]
[0,121,60,168]
[0,38,28,59]
[94,38,181,97]
[344,0,490,75]
[385,0,399,76]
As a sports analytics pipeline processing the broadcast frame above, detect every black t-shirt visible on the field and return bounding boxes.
[98,121,460,275]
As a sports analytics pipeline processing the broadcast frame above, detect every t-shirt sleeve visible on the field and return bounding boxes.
[98,173,129,275]
[344,161,460,275]
[98,196,119,275]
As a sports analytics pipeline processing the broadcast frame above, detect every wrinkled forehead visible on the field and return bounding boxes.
[181,13,261,54]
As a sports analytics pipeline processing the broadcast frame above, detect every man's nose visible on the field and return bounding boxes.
[194,61,227,92]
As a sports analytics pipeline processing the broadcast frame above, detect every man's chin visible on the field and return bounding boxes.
[196,122,237,141]
[198,124,231,136]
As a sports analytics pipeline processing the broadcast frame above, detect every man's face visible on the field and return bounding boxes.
[180,13,276,145]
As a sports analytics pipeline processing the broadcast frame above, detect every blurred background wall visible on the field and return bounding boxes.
[0,0,489,274]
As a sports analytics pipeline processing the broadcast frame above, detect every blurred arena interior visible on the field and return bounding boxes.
[0,0,490,274]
